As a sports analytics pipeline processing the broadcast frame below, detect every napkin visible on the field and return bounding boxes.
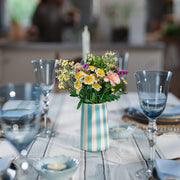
[154,159,180,179]
[0,157,11,176]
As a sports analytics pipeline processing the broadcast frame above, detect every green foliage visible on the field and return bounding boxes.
[164,22,180,37]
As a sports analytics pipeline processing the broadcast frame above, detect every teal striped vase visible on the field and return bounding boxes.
[80,103,109,151]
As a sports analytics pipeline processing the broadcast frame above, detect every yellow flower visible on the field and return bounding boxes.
[74,80,82,89]
[92,83,101,91]
[111,87,115,91]
[64,75,70,81]
[62,60,68,67]
[96,68,105,77]
[122,77,127,84]
[84,70,90,74]
[58,74,64,81]
[58,59,63,65]
[69,61,74,66]
[62,69,68,74]
[58,82,64,89]
[88,66,95,71]
[84,75,94,85]
[92,73,99,82]
[74,63,82,69]
[76,88,80,95]
[75,71,84,80]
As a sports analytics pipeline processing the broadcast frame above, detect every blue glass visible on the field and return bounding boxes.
[141,98,166,119]
[32,59,58,137]
[0,83,41,175]
[135,70,172,179]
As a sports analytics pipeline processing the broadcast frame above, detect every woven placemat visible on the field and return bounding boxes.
[122,115,180,130]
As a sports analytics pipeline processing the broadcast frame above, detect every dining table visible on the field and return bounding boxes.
[0,92,180,180]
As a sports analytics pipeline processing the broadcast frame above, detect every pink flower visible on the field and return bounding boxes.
[104,71,120,86]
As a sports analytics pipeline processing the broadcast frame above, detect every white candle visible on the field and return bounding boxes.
[82,26,90,63]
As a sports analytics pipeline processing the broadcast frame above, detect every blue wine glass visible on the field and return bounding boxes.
[32,59,58,137]
[0,83,41,176]
[135,70,172,178]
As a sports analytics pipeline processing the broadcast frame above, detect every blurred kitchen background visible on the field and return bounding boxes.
[0,0,180,98]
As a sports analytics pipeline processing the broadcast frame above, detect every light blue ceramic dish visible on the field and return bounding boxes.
[109,123,136,139]
[33,155,79,180]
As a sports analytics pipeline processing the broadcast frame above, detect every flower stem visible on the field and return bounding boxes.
[99,88,109,102]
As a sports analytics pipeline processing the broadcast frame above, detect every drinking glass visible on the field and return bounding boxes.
[115,52,129,109]
[135,70,172,178]
[0,83,41,176]
[115,52,129,71]
[32,59,58,137]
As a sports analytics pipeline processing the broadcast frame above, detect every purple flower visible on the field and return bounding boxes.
[111,66,118,71]
[71,76,75,81]
[76,69,80,73]
[117,70,129,76]
[82,64,89,69]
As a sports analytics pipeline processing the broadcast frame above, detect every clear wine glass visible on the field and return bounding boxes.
[0,83,41,177]
[115,52,129,71]
[32,59,58,137]
[135,70,172,178]
[115,52,129,110]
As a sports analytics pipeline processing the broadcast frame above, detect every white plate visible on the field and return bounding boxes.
[33,155,79,180]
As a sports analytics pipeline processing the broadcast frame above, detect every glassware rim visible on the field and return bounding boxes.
[31,59,58,64]
[134,70,172,75]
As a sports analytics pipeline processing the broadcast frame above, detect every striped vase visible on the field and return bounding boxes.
[80,103,109,151]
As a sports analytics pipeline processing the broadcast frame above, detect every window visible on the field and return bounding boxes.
[6,0,37,28]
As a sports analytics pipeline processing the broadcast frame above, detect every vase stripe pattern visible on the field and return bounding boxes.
[103,103,109,150]
[81,103,109,151]
[87,104,92,150]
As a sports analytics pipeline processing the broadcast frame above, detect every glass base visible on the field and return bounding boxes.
[136,168,152,179]
[13,156,38,180]
[37,128,57,138]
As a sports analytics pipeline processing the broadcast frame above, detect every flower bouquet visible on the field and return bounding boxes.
[56,51,128,109]
[56,51,128,151]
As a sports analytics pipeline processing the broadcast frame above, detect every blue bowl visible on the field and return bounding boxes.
[33,155,79,180]
[109,123,136,139]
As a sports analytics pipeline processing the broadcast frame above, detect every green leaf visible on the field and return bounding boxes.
[70,90,78,97]
[92,92,96,102]
[105,82,111,88]
[77,99,83,109]
[101,94,120,103]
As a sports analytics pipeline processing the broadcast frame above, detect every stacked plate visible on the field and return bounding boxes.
[124,104,180,125]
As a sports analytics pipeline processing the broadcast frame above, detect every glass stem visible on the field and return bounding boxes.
[14,150,29,174]
[147,119,157,171]
[43,95,49,132]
